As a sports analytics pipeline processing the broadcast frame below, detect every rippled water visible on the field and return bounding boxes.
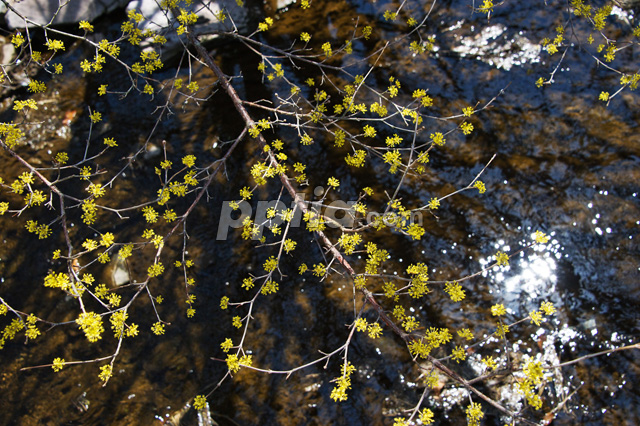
[0,1,638,425]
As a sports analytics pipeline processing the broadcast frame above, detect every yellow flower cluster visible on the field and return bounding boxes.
[14,99,38,111]
[44,271,71,291]
[353,318,383,338]
[193,395,207,411]
[87,183,106,198]
[283,238,296,253]
[11,33,25,47]
[364,243,388,275]
[76,312,104,342]
[79,20,93,32]
[110,310,134,338]
[220,296,229,310]
[322,42,332,56]
[151,322,165,335]
[383,150,402,174]
[25,220,52,239]
[406,223,425,241]
[430,132,445,146]
[0,318,24,349]
[444,281,466,302]
[337,233,361,255]
[148,262,165,277]
[466,402,484,426]
[451,346,466,363]
[541,25,564,55]
[330,362,355,401]
[142,206,159,223]
[258,17,274,32]
[46,39,65,51]
[261,280,279,295]
[82,199,98,225]
[263,256,278,273]
[406,262,429,298]
[52,357,65,372]
[28,79,47,93]
[0,123,25,148]
[495,250,509,266]
[345,150,367,168]
[408,327,452,358]
[24,190,47,207]
[98,364,112,383]
[518,359,545,409]
[25,314,40,340]
[402,316,420,332]
[220,338,233,352]
[533,230,550,244]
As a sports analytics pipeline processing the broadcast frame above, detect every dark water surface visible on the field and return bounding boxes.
[0,1,638,425]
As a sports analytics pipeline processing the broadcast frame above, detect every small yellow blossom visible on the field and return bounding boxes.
[100,232,114,247]
[363,125,376,138]
[98,364,112,383]
[458,328,474,340]
[148,262,164,277]
[466,402,484,425]
[11,33,25,47]
[89,111,102,123]
[193,395,207,411]
[367,322,383,338]
[187,81,199,93]
[76,312,104,342]
[491,303,506,316]
[354,317,368,332]
[46,39,65,51]
[495,250,509,266]
[52,357,65,372]
[420,408,435,424]
[151,322,165,335]
[430,132,445,146]
[79,21,94,32]
[532,230,550,244]
[322,42,332,56]
[461,122,474,135]
[14,99,38,111]
[530,310,543,326]
[232,316,242,328]
[221,338,233,352]
[451,345,466,363]
[540,301,556,315]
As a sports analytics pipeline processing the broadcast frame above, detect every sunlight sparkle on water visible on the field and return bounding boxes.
[481,232,561,314]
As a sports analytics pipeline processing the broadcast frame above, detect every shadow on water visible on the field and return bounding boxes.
[0,1,639,425]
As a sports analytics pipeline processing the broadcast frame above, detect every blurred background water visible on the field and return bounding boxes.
[0,0,638,425]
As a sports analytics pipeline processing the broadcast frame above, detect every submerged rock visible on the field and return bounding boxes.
[3,0,249,44]
[126,0,248,60]
[4,0,129,28]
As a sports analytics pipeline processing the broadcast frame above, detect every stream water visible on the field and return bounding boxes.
[0,1,638,425]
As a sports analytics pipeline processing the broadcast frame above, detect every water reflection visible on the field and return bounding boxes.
[1,1,639,425]
[480,231,562,315]
[448,23,542,71]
